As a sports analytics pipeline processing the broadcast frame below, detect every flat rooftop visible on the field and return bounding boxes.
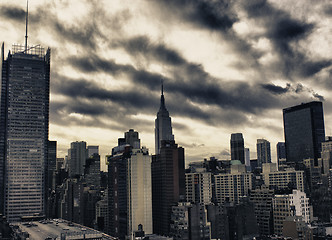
[12,219,117,240]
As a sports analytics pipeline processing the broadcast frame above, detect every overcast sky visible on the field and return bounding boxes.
[1,0,331,170]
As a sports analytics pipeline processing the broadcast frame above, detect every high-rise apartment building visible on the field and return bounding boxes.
[0,42,50,222]
[272,190,312,235]
[262,163,305,192]
[230,133,245,164]
[151,140,185,236]
[185,170,212,205]
[257,139,271,168]
[155,84,174,154]
[108,129,150,240]
[127,147,153,239]
[214,164,253,204]
[250,185,274,236]
[68,141,87,177]
[283,101,325,165]
[170,202,210,240]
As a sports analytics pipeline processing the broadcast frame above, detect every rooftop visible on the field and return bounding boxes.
[12,219,117,240]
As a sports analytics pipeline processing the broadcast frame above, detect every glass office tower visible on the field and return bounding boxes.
[0,43,50,222]
[283,101,325,166]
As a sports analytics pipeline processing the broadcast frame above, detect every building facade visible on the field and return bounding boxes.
[151,140,185,236]
[185,170,212,205]
[68,141,87,177]
[127,147,153,239]
[257,139,271,168]
[155,83,174,154]
[0,43,50,222]
[262,163,305,192]
[273,190,312,236]
[214,164,253,204]
[283,101,325,165]
[230,133,245,164]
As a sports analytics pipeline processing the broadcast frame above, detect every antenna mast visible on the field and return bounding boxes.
[25,0,28,52]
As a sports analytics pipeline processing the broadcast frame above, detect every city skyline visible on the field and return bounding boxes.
[0,0,331,170]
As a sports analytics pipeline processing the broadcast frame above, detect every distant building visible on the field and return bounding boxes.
[68,141,87,177]
[155,83,174,154]
[85,153,101,189]
[321,138,332,175]
[152,140,185,236]
[257,139,271,167]
[108,144,131,239]
[272,190,312,236]
[0,42,50,222]
[277,142,286,163]
[47,141,57,218]
[262,163,305,192]
[185,170,212,205]
[127,147,153,239]
[283,101,325,165]
[245,148,251,170]
[230,133,245,164]
[250,185,274,236]
[96,198,108,233]
[170,202,210,240]
[214,164,253,204]
[87,145,99,157]
[108,129,152,240]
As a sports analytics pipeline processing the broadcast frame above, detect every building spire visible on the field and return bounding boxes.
[25,0,28,52]
[160,79,166,111]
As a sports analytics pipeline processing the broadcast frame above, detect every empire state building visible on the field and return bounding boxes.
[155,83,174,154]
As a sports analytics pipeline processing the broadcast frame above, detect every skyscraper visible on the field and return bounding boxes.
[155,83,174,154]
[151,140,185,236]
[283,101,325,165]
[230,133,245,164]
[108,129,145,239]
[127,147,153,239]
[257,139,271,168]
[0,42,50,221]
[68,141,87,177]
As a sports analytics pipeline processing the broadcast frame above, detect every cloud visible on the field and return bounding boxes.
[242,0,332,79]
[261,83,290,94]
[154,0,237,31]
[0,5,26,22]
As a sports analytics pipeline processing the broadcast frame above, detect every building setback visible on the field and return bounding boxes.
[283,101,325,165]
[0,43,50,222]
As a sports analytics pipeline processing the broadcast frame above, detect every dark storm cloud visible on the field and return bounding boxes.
[69,55,135,75]
[243,0,332,79]
[324,4,332,17]
[115,36,186,66]
[0,5,25,21]
[261,83,290,94]
[156,0,236,31]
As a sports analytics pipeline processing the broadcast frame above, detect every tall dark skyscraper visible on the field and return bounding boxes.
[283,101,325,165]
[230,133,245,164]
[151,140,185,236]
[155,83,174,154]
[0,42,50,221]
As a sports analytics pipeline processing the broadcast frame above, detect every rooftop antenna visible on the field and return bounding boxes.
[161,79,164,96]
[25,0,28,52]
